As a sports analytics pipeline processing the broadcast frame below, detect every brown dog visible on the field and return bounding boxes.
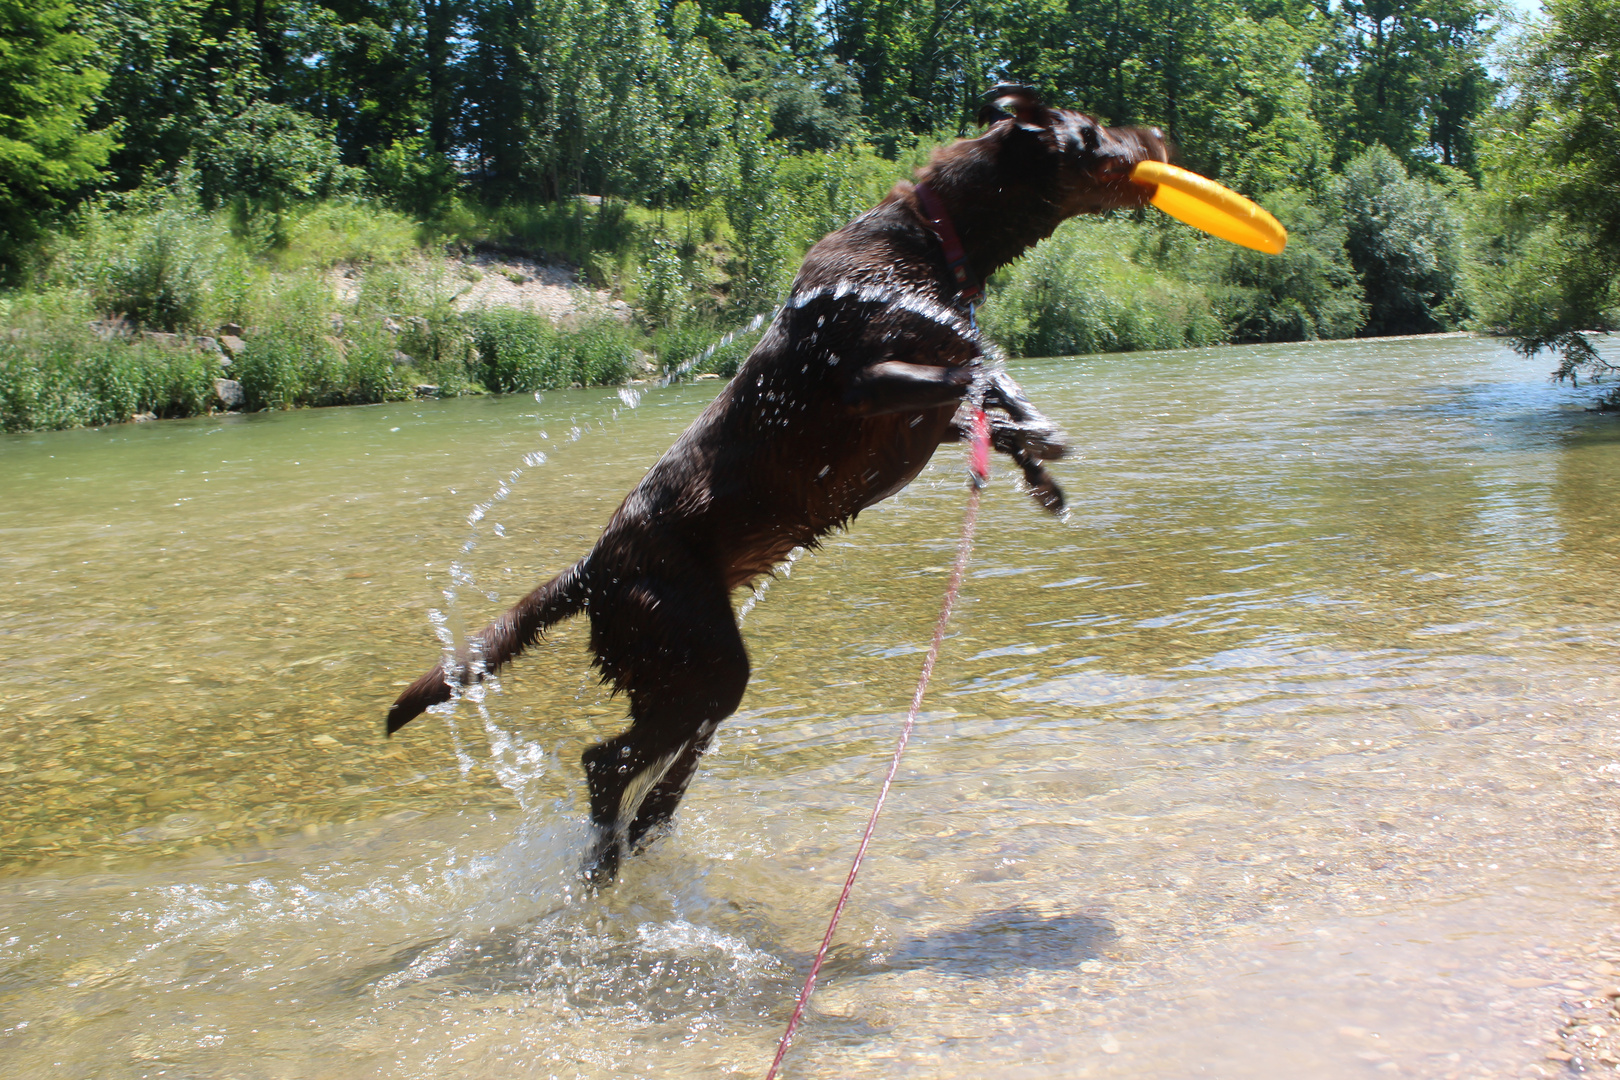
[388,86,1167,882]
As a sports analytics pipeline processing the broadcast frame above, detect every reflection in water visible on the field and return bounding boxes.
[2,336,1619,1078]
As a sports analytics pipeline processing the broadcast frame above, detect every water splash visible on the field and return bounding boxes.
[428,304,797,810]
[658,308,775,385]
[736,546,806,624]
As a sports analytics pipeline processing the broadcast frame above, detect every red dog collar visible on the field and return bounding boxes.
[913,182,982,303]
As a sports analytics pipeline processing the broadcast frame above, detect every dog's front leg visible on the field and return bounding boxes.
[843,360,974,416]
[947,373,1070,514]
[981,368,1068,461]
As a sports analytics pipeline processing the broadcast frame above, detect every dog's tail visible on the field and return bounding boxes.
[386,559,591,735]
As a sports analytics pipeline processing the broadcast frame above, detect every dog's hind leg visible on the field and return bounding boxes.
[579,571,749,885]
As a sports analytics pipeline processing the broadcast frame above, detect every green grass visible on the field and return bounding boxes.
[0,322,219,432]
[468,308,637,391]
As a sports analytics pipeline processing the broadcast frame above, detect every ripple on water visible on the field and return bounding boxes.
[2,336,1619,1077]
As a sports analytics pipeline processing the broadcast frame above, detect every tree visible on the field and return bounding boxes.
[0,0,116,277]
[1342,144,1465,335]
[700,10,863,151]
[1473,0,1620,396]
[1314,0,1496,174]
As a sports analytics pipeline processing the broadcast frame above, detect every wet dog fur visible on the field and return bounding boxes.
[386,86,1168,883]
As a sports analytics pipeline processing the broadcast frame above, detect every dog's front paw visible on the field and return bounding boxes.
[1015,421,1068,462]
[581,826,623,888]
[1020,459,1067,514]
[990,417,1068,463]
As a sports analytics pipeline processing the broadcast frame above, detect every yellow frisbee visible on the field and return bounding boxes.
[1130,160,1288,255]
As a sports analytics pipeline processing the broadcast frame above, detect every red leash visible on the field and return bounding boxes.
[765,408,991,1079]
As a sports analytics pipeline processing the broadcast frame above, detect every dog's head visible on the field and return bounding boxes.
[976,84,1170,216]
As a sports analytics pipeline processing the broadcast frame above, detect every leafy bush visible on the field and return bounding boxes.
[772,144,906,254]
[638,237,690,328]
[354,266,475,393]
[980,219,1224,357]
[275,201,420,269]
[0,322,220,432]
[0,0,114,282]
[88,205,220,330]
[233,279,348,409]
[651,312,765,379]
[1467,207,1619,389]
[1206,190,1365,342]
[196,101,359,216]
[1342,145,1467,335]
[341,319,408,404]
[459,199,643,275]
[468,308,636,391]
[723,108,792,312]
[368,136,460,222]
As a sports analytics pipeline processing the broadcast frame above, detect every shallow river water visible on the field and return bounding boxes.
[2,335,1619,1079]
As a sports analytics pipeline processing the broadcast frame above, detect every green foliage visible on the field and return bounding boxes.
[1471,0,1620,391]
[467,308,635,391]
[772,143,907,254]
[233,279,349,409]
[1201,16,1333,197]
[196,99,359,227]
[350,263,473,394]
[980,220,1225,358]
[340,317,410,404]
[0,0,116,278]
[1342,145,1465,336]
[638,237,690,328]
[454,199,647,282]
[273,201,420,270]
[1206,190,1366,342]
[86,202,219,330]
[701,10,864,151]
[0,296,220,431]
[651,312,764,379]
[723,108,791,311]
[369,136,460,221]
[1314,0,1497,175]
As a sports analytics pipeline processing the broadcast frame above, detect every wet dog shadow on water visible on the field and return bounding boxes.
[842,905,1115,979]
[356,897,1112,1024]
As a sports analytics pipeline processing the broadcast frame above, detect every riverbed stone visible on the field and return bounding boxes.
[214,378,244,409]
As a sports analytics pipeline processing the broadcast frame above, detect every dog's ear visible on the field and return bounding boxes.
[978,84,1051,130]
